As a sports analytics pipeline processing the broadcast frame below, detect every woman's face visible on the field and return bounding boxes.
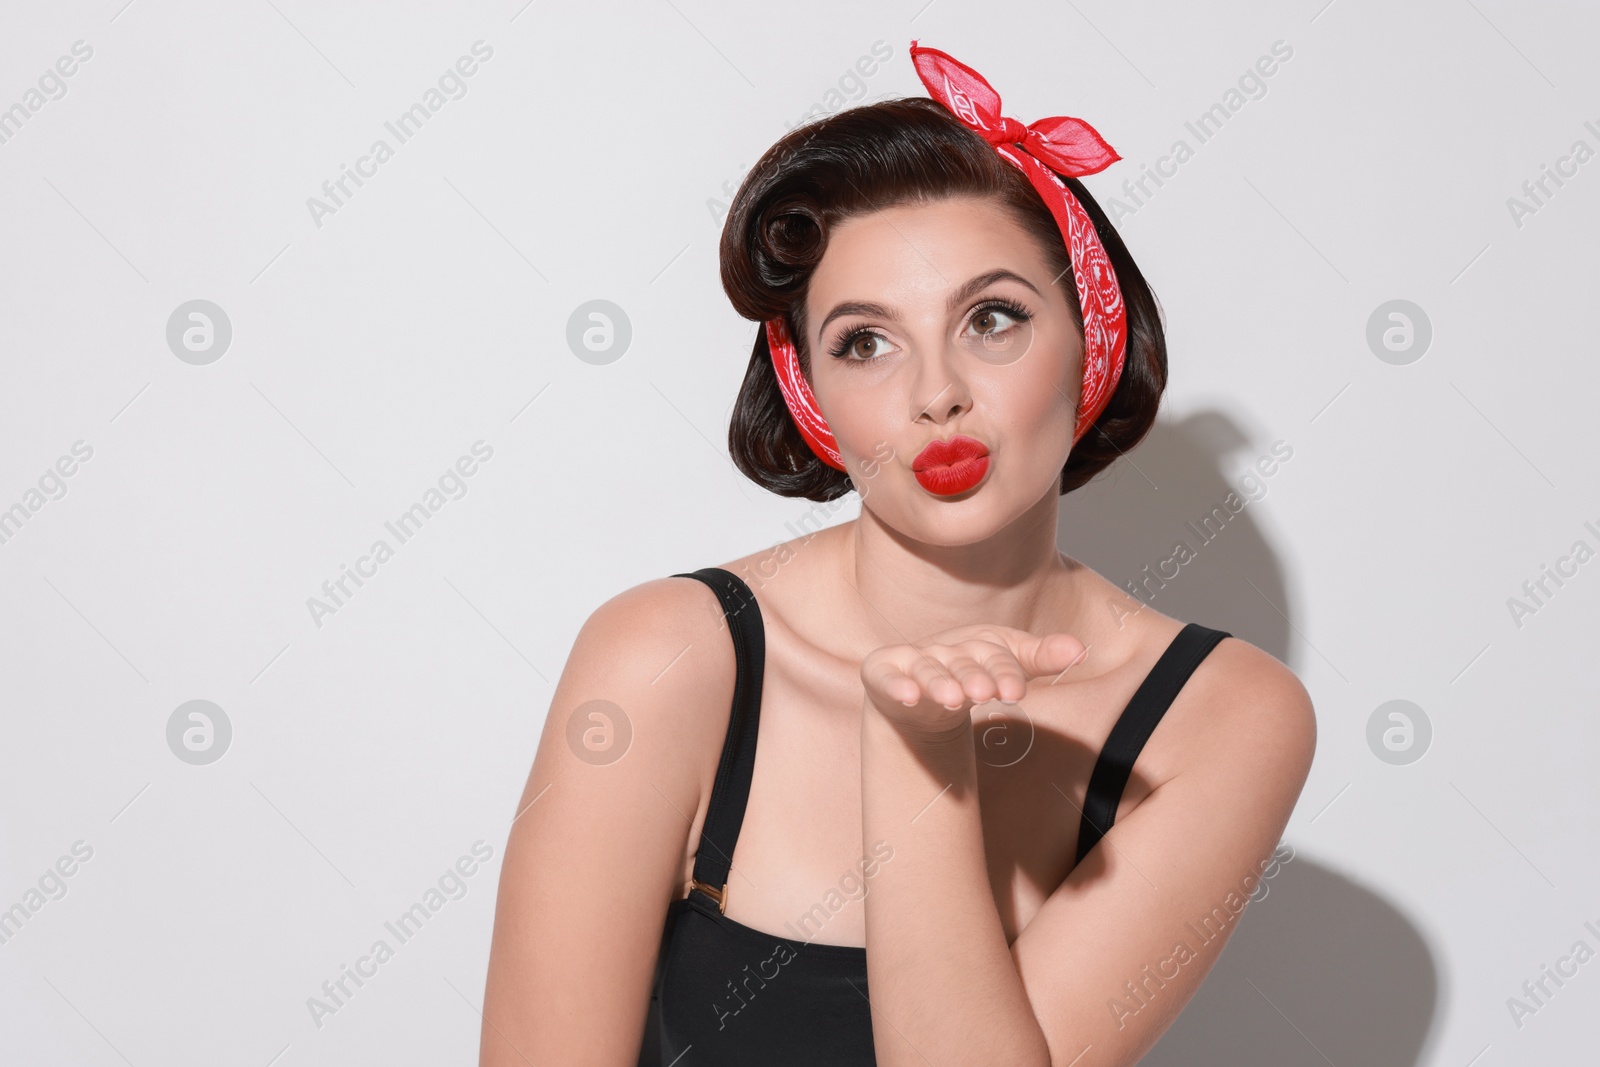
[803,195,1083,544]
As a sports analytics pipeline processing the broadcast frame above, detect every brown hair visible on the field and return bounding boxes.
[720,96,1167,502]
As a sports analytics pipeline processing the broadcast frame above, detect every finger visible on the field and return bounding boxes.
[1038,633,1089,677]
[993,629,1085,678]
[940,652,1004,706]
[906,651,967,709]
[968,643,1030,703]
[862,656,923,707]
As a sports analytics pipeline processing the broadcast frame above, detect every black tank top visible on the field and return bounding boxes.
[636,566,1231,1066]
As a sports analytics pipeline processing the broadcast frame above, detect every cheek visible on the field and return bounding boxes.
[1042,325,1085,402]
[982,377,1072,474]
[820,371,897,449]
[995,340,1080,470]
[1004,337,1079,427]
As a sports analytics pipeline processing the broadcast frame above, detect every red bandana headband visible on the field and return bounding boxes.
[765,40,1129,473]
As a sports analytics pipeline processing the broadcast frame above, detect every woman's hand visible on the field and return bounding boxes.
[860,624,1086,744]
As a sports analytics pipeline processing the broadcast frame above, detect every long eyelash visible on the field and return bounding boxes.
[828,326,880,362]
[972,298,1033,326]
[827,298,1035,363]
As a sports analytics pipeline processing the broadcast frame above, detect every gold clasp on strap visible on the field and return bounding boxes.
[690,877,727,914]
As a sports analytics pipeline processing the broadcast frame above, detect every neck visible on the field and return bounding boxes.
[839,488,1085,649]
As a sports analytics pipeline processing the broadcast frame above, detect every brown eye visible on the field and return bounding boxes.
[829,329,898,362]
[964,301,1034,365]
[972,306,1024,335]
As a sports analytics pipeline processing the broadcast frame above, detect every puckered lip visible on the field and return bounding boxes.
[912,433,990,471]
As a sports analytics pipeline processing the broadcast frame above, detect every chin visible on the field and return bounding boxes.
[884,496,1017,548]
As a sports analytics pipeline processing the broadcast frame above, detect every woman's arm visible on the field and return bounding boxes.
[478,578,735,1066]
[859,631,1316,1067]
[861,700,1054,1065]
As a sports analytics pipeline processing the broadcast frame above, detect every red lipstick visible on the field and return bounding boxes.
[911,434,991,496]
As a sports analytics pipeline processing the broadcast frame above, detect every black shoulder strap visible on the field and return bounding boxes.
[1075,623,1231,866]
[669,567,765,911]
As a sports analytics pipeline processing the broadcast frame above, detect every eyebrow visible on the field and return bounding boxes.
[815,268,1042,340]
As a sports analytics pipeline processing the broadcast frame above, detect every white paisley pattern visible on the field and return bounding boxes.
[765,316,847,470]
[987,147,1126,444]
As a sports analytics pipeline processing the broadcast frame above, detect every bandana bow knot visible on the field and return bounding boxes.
[920,54,1121,178]
[763,40,1129,474]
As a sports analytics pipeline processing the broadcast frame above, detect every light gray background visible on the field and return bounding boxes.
[2,0,1596,1064]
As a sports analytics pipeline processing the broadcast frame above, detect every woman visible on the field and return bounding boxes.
[480,41,1316,1067]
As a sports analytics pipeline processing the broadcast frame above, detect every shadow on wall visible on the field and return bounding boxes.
[1138,855,1440,1066]
[1063,411,1440,1064]
[1059,410,1298,663]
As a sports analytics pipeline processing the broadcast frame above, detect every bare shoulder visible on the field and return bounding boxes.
[1075,558,1316,790]
[513,571,745,849]
[1178,630,1318,792]
[552,573,740,790]
[574,572,738,677]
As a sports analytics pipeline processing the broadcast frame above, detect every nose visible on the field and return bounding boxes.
[909,342,973,427]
